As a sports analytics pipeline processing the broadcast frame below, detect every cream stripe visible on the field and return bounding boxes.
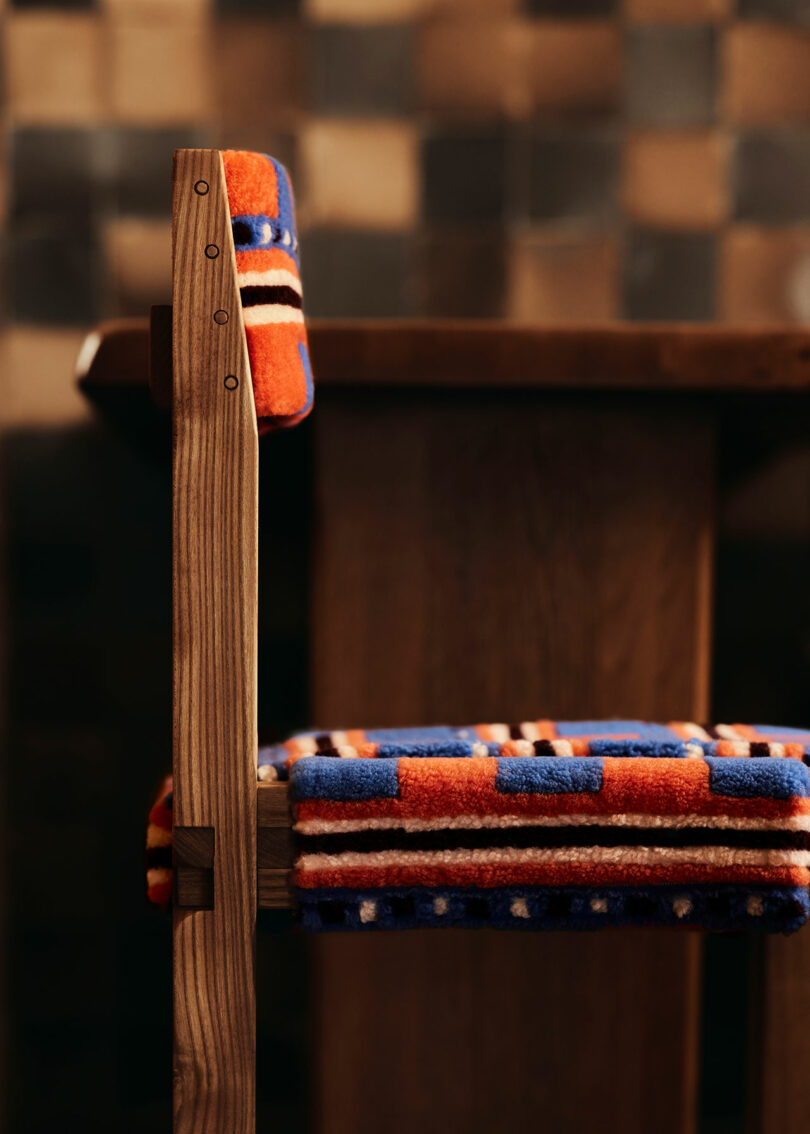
[243,305,305,327]
[295,811,810,836]
[237,268,301,292]
[296,846,810,871]
[680,722,712,742]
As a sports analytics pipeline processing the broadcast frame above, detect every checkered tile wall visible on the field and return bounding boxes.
[4,0,810,330]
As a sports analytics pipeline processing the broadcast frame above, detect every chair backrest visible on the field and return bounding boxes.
[221,149,313,431]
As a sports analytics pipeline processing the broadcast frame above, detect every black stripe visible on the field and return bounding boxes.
[533,739,556,756]
[750,742,771,758]
[298,824,810,856]
[240,284,302,309]
[146,846,172,869]
[509,725,524,740]
[315,734,334,752]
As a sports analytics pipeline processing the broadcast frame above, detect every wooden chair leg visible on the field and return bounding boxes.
[171,148,259,1133]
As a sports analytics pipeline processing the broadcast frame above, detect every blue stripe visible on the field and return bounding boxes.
[589,739,688,758]
[365,726,461,743]
[555,720,680,740]
[296,342,314,416]
[377,740,475,759]
[290,756,399,801]
[495,757,603,794]
[706,757,810,799]
[297,885,810,934]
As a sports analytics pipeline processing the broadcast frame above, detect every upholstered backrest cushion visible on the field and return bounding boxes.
[222,150,313,430]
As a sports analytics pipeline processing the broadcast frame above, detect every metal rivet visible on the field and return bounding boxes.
[194,180,209,196]
[213,310,229,325]
[204,244,219,259]
[224,375,239,390]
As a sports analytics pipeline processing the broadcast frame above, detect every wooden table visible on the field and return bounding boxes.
[81,319,810,1134]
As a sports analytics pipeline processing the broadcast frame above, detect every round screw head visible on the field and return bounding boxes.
[224,375,239,390]
[204,244,219,259]
[194,180,209,196]
[213,310,229,325]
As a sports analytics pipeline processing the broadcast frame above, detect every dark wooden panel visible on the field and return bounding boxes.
[309,390,713,1134]
[758,934,810,1133]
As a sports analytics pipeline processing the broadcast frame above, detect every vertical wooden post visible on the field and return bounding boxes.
[171,149,259,1134]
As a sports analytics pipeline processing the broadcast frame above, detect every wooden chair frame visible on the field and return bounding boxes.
[145,148,810,1134]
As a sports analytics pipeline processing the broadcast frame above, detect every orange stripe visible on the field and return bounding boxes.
[222,150,278,218]
[296,862,810,890]
[293,756,810,824]
[534,720,557,739]
[346,730,367,746]
[235,247,298,275]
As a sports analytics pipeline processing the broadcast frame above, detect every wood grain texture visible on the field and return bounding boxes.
[310,391,712,1134]
[77,320,810,398]
[307,321,810,391]
[172,149,258,1134]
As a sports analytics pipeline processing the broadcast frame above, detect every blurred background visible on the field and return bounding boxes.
[6,0,810,427]
[2,1,810,1132]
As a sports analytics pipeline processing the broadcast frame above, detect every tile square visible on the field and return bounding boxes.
[622,130,728,229]
[422,129,508,223]
[720,226,810,322]
[527,0,616,13]
[310,25,414,117]
[528,21,622,118]
[109,13,211,124]
[300,120,418,229]
[737,0,810,20]
[102,127,211,216]
[528,129,618,224]
[417,17,524,119]
[103,216,172,317]
[431,0,519,11]
[507,233,619,322]
[11,0,93,9]
[5,13,104,124]
[305,0,423,20]
[10,127,99,221]
[2,329,91,426]
[626,26,717,127]
[216,19,303,132]
[734,130,810,223]
[623,228,716,320]
[7,219,100,324]
[420,230,507,316]
[724,24,810,124]
[216,0,300,14]
[623,0,731,18]
[301,229,415,316]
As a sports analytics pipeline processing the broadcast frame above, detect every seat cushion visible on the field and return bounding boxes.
[148,719,810,933]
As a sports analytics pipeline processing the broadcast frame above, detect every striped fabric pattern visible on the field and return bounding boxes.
[283,720,810,932]
[221,150,313,431]
[146,720,810,932]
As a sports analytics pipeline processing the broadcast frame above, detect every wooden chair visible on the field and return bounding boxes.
[77,148,810,1134]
